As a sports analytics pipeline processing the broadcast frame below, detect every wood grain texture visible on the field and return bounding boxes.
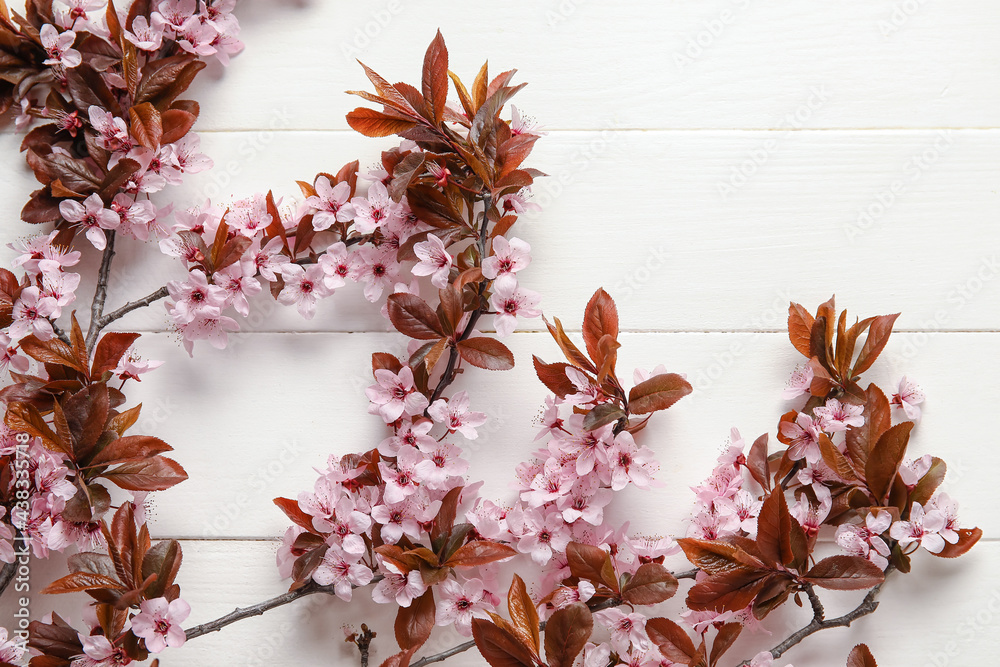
[0,0,996,664]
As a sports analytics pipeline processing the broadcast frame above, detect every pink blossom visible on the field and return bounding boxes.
[124,15,165,50]
[559,422,612,476]
[513,507,571,565]
[176,311,240,354]
[226,194,272,238]
[782,363,814,399]
[318,242,352,291]
[559,482,613,526]
[435,578,494,637]
[412,234,453,288]
[40,24,82,68]
[89,106,132,154]
[780,412,823,464]
[166,133,213,174]
[891,376,924,419]
[371,494,438,544]
[213,261,261,318]
[465,499,508,540]
[379,446,424,504]
[40,270,80,318]
[509,105,546,137]
[60,194,119,250]
[0,333,30,375]
[372,566,427,607]
[298,476,341,529]
[130,597,191,653]
[489,281,541,337]
[321,496,373,555]
[9,231,78,276]
[789,495,831,538]
[482,236,531,291]
[813,398,864,433]
[113,353,164,382]
[898,454,933,487]
[624,534,680,560]
[836,510,892,570]
[176,19,219,57]
[927,493,961,544]
[278,264,330,319]
[248,236,291,282]
[166,270,227,324]
[415,442,470,487]
[74,634,133,666]
[427,391,487,439]
[308,177,355,230]
[111,194,157,241]
[277,526,304,579]
[534,396,566,441]
[0,626,24,663]
[891,502,947,554]
[498,188,540,215]
[522,458,574,508]
[607,431,656,491]
[351,181,401,233]
[350,246,399,302]
[366,366,429,423]
[10,286,57,341]
[583,643,612,667]
[312,547,373,601]
[715,489,763,536]
[594,608,649,655]
[380,419,435,456]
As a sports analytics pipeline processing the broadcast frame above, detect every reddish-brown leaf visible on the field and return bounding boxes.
[845,384,891,470]
[129,102,162,149]
[18,335,87,373]
[507,574,540,654]
[88,435,172,467]
[932,527,982,558]
[676,538,767,576]
[544,316,596,373]
[141,539,182,599]
[5,401,66,454]
[159,108,196,144]
[273,497,318,534]
[395,589,435,651]
[581,288,619,363]
[686,569,770,613]
[387,293,445,340]
[543,602,592,667]
[101,456,188,491]
[346,107,418,137]
[531,357,577,398]
[803,555,885,590]
[565,542,618,593]
[421,30,448,123]
[472,618,537,667]
[627,373,692,414]
[709,623,742,667]
[42,571,124,595]
[865,422,913,503]
[787,302,815,358]
[458,337,515,371]
[747,433,771,491]
[621,562,679,606]
[846,644,878,667]
[645,617,699,665]
[91,332,141,378]
[852,313,900,376]
[372,352,404,376]
[444,540,517,568]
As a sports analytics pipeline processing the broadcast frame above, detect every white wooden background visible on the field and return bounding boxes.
[2,1,999,665]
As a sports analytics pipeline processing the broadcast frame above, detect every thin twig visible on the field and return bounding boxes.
[48,319,71,346]
[85,231,116,351]
[94,286,169,331]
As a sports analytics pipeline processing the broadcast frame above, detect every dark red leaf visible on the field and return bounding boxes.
[543,603,592,667]
[621,562,679,606]
[628,373,692,414]
[457,337,515,371]
[395,589,435,650]
[803,555,885,590]
[387,293,445,340]
[645,617,699,665]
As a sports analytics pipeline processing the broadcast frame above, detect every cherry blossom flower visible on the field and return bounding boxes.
[891,376,925,420]
[312,547,374,601]
[166,133,213,173]
[927,493,960,544]
[124,15,165,50]
[89,106,132,154]
[836,510,892,570]
[308,176,356,230]
[898,454,933,487]
[0,333,30,375]
[779,412,823,464]
[415,442,470,487]
[789,495,832,538]
[427,391,487,439]
[0,626,24,663]
[498,188,540,215]
[513,507,571,564]
[213,261,261,318]
[366,366,429,423]
[111,194,157,241]
[248,236,291,282]
[40,270,80,318]
[371,493,439,544]
[113,353,164,382]
[482,236,531,291]
[466,499,508,540]
[583,643,612,667]
[59,194,119,250]
[594,608,649,654]
[10,287,57,341]
[624,533,680,560]
[435,578,494,637]
[372,566,427,607]
[379,446,424,504]
[226,194,272,238]
[351,181,400,233]
[813,398,864,433]
[130,597,191,653]
[40,24,82,68]
[380,419,435,456]
[412,234,453,288]
[317,242,352,290]
[559,482,613,525]
[54,0,105,32]
[782,362,814,399]
[350,246,399,302]
[9,231,77,276]
[715,489,763,536]
[490,281,541,337]
[607,431,656,491]
[510,105,546,137]
[522,458,574,508]
[278,264,330,319]
[890,502,947,553]
[176,311,240,354]
[166,270,227,324]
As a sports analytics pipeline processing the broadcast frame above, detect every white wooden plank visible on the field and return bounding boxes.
[69,330,992,539]
[4,539,997,666]
[5,0,997,132]
[3,129,998,333]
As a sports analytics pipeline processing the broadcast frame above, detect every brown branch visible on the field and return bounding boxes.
[85,231,116,351]
[94,285,169,331]
[48,319,71,346]
[737,573,892,666]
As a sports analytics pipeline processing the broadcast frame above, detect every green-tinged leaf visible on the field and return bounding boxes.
[803,555,885,590]
[543,603,592,667]
[628,373,692,414]
[457,337,515,371]
[865,422,913,503]
[621,562,679,605]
